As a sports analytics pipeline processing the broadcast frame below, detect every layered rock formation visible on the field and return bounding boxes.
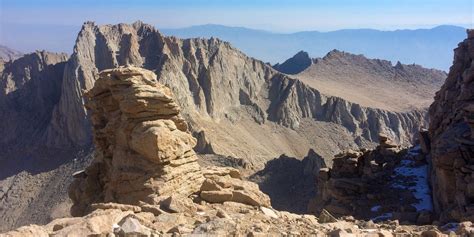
[69,66,270,217]
[1,68,460,237]
[428,30,474,222]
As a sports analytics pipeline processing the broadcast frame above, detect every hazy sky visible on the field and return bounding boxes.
[1,0,473,32]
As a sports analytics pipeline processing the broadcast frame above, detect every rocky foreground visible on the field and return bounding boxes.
[0,66,469,237]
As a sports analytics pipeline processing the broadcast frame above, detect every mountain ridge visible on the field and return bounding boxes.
[1,23,464,70]
[162,24,465,70]
[0,21,438,231]
[272,50,447,112]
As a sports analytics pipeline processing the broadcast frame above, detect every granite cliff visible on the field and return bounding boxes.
[0,21,441,231]
[44,21,427,160]
[2,66,454,236]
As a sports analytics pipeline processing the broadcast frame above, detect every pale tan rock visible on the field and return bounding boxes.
[201,190,234,203]
[69,66,205,216]
[199,173,271,207]
[160,195,196,213]
[91,203,142,213]
[260,206,278,218]
[0,225,49,237]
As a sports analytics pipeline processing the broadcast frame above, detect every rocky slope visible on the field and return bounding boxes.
[280,50,447,112]
[0,51,68,149]
[45,21,426,158]
[310,135,434,224]
[427,30,474,222]
[0,45,23,62]
[1,67,460,236]
[273,50,312,74]
[0,21,432,231]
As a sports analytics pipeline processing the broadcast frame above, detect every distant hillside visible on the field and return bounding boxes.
[283,50,447,111]
[0,45,22,61]
[163,24,466,71]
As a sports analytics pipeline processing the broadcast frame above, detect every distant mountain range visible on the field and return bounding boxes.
[0,23,466,70]
[162,24,466,71]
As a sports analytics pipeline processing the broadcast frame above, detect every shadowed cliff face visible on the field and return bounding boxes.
[40,21,426,164]
[273,51,312,74]
[0,51,68,149]
[428,30,474,222]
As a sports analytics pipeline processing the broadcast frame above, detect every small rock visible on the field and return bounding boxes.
[91,203,141,212]
[364,220,376,229]
[260,206,278,218]
[216,208,230,219]
[319,209,338,223]
[160,195,195,213]
[139,203,163,216]
[116,216,151,236]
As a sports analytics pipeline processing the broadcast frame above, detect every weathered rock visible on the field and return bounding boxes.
[115,216,152,236]
[260,206,278,218]
[308,134,431,221]
[68,66,270,218]
[428,30,474,222]
[91,203,142,213]
[160,195,196,213]
[200,170,271,207]
[68,66,205,216]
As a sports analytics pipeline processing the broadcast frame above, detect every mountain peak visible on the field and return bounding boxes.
[273,50,312,74]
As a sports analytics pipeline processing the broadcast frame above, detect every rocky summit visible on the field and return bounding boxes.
[0,66,462,237]
[1,20,474,236]
[0,22,434,230]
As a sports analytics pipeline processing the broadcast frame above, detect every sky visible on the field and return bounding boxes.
[1,0,473,32]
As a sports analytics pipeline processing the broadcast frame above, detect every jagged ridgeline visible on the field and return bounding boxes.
[0,21,441,232]
[3,21,429,164]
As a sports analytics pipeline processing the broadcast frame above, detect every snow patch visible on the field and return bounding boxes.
[370,205,381,212]
[391,147,433,211]
[371,213,393,222]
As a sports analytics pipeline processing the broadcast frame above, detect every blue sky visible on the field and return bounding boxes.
[1,0,472,31]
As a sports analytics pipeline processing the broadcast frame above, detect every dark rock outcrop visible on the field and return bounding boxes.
[0,51,68,149]
[273,50,312,74]
[428,29,474,222]
[309,134,433,224]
